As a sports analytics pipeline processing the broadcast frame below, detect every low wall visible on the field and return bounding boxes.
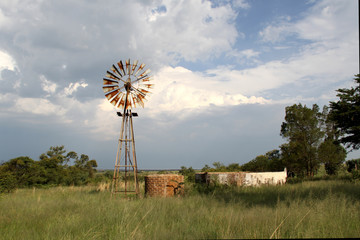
[144,174,184,197]
[195,168,287,186]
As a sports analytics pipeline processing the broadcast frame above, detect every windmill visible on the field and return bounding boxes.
[102,59,153,197]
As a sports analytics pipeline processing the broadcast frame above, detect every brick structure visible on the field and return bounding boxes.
[144,174,184,197]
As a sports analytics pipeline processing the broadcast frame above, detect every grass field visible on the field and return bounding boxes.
[1,180,359,239]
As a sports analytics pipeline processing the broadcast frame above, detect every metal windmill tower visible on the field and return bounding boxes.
[102,59,153,197]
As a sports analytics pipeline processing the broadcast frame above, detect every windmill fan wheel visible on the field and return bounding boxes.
[102,59,153,109]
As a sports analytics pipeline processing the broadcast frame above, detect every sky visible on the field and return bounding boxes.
[0,0,359,170]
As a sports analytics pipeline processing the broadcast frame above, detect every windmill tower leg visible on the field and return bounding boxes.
[111,109,139,197]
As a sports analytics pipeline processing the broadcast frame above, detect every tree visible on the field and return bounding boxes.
[201,164,211,172]
[318,139,346,175]
[329,74,360,150]
[241,149,284,172]
[318,106,346,175]
[241,155,268,172]
[346,159,359,172]
[280,104,324,177]
[0,166,16,193]
[179,166,195,181]
[0,146,98,188]
[212,162,226,171]
[266,149,284,171]
[227,163,242,172]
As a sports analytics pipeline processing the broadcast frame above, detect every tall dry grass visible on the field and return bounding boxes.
[0,180,359,239]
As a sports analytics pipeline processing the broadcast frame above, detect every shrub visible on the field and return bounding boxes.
[0,171,16,193]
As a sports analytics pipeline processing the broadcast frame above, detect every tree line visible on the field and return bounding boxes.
[0,146,98,193]
[180,74,360,180]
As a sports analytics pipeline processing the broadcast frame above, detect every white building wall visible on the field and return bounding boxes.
[243,168,287,186]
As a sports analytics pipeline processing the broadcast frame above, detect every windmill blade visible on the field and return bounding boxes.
[131,85,147,97]
[130,93,138,108]
[131,74,151,85]
[126,59,131,75]
[118,60,126,76]
[138,69,151,78]
[140,76,152,82]
[134,63,145,76]
[139,88,151,94]
[140,84,154,89]
[131,60,138,75]
[118,94,126,109]
[106,71,121,81]
[133,92,145,108]
[105,89,120,100]
[103,85,119,93]
[103,78,118,85]
[110,93,124,107]
[111,64,123,78]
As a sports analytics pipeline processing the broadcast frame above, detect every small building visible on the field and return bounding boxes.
[195,168,287,187]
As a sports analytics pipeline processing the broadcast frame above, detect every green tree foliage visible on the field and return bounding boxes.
[280,104,347,177]
[212,162,226,171]
[0,146,98,191]
[179,166,195,181]
[318,139,346,175]
[330,74,360,150]
[318,106,347,175]
[1,156,47,187]
[0,166,16,193]
[200,162,241,172]
[346,159,359,172]
[201,164,211,172]
[241,150,284,172]
[280,104,325,177]
[227,163,242,172]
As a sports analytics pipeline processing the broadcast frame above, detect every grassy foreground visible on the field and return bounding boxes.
[1,180,359,239]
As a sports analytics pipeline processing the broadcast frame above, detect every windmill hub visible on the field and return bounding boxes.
[124,82,131,91]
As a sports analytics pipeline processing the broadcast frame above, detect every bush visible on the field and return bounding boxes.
[179,166,195,182]
[0,171,16,193]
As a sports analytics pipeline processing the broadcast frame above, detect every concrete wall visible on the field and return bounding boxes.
[195,168,287,186]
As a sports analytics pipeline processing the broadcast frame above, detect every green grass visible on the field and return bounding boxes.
[1,180,360,239]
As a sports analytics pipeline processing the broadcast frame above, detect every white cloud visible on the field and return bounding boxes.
[233,0,250,9]
[145,66,269,118]
[294,0,354,42]
[142,0,239,62]
[40,75,57,95]
[0,50,17,73]
[14,97,66,116]
[259,0,356,45]
[259,23,291,43]
[63,80,88,96]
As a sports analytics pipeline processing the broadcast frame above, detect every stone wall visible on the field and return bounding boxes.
[144,174,184,197]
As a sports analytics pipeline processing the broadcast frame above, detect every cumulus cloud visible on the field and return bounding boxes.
[144,66,269,118]
[63,80,88,97]
[0,50,17,73]
[259,0,356,45]
[14,98,66,116]
[40,75,57,95]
